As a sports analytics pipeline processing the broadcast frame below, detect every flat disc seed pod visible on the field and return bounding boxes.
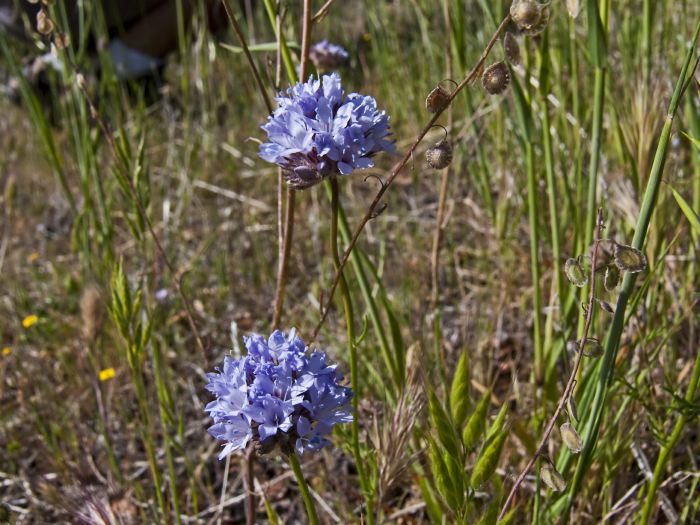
[426,140,453,169]
[504,32,521,65]
[613,244,647,273]
[425,85,451,113]
[482,61,510,95]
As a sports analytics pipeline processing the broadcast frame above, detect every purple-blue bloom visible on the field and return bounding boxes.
[259,73,395,189]
[205,329,353,459]
[309,39,350,71]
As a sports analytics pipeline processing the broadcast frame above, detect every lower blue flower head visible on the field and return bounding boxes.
[205,329,353,459]
[259,73,395,189]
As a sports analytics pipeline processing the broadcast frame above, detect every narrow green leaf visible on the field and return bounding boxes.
[450,351,471,429]
[586,0,607,67]
[483,402,509,448]
[429,438,459,511]
[428,390,461,459]
[462,389,491,450]
[669,185,700,235]
[681,131,700,152]
[470,431,507,487]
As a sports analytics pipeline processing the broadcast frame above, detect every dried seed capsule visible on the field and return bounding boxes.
[604,264,620,291]
[510,0,541,29]
[504,32,521,66]
[614,244,647,273]
[510,0,550,36]
[541,463,566,492]
[590,239,616,270]
[425,85,451,113]
[36,9,54,35]
[564,257,587,287]
[581,338,603,358]
[426,140,453,170]
[560,422,583,454]
[482,61,510,95]
[596,298,614,314]
[522,3,550,36]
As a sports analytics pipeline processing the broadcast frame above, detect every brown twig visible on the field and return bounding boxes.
[220,0,273,114]
[430,0,455,308]
[497,208,606,521]
[75,80,207,358]
[311,13,511,340]
[270,0,313,329]
[311,0,337,24]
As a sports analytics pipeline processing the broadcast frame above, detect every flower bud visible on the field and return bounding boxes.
[426,140,453,170]
[482,61,510,95]
[560,422,583,453]
[541,463,566,492]
[566,0,582,18]
[504,32,521,66]
[425,85,451,113]
[614,244,647,273]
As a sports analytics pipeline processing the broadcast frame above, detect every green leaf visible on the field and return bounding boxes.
[681,131,700,152]
[450,351,471,429]
[470,430,507,487]
[428,438,458,511]
[483,402,509,448]
[428,389,461,460]
[462,389,491,450]
[669,185,700,236]
[220,41,300,54]
[586,0,607,67]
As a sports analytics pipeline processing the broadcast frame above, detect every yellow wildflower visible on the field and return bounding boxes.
[22,315,38,328]
[99,368,116,381]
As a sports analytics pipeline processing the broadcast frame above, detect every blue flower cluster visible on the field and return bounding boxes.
[205,329,353,459]
[309,39,349,71]
[259,73,395,189]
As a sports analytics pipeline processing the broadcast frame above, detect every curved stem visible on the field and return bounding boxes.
[498,209,604,521]
[313,14,511,338]
[329,177,374,524]
[288,454,320,525]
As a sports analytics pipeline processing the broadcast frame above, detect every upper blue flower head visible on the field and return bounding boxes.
[205,329,353,459]
[259,73,395,189]
[309,39,349,71]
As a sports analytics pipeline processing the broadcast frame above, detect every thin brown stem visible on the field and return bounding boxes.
[244,448,256,525]
[430,0,454,308]
[76,81,206,357]
[312,13,511,340]
[270,0,312,329]
[221,0,273,114]
[497,208,606,521]
[311,0,336,23]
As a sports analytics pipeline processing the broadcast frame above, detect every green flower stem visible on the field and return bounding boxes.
[562,19,700,520]
[288,453,320,525]
[329,178,375,525]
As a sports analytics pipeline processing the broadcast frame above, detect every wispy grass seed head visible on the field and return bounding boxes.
[205,329,353,459]
[259,73,395,190]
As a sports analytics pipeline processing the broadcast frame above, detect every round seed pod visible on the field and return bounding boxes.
[541,463,566,492]
[560,422,583,454]
[522,3,550,36]
[426,140,453,170]
[504,32,521,66]
[482,61,510,95]
[564,257,587,287]
[581,338,603,358]
[604,264,620,291]
[36,9,54,35]
[425,85,451,113]
[613,244,647,273]
[510,0,541,29]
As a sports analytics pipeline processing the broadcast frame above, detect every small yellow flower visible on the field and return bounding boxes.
[22,315,38,328]
[2,347,11,357]
[27,252,40,263]
[99,368,116,381]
